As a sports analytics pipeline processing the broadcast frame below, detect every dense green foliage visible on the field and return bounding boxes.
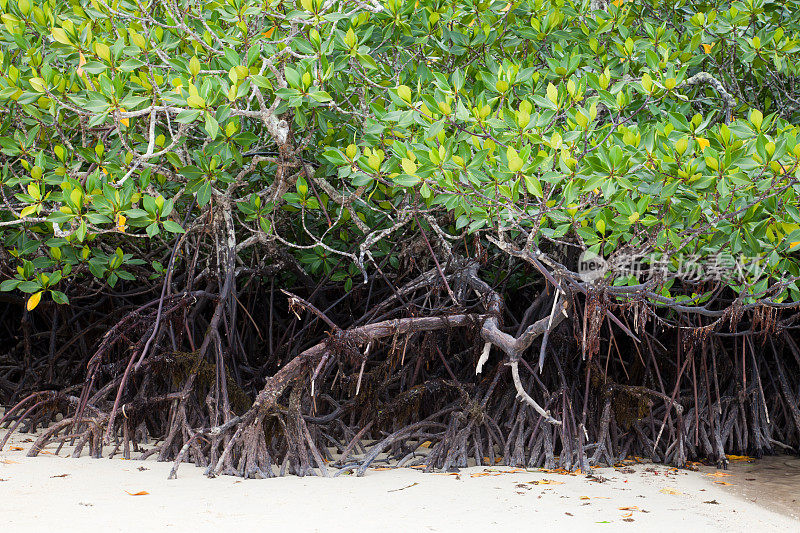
[2,0,800,308]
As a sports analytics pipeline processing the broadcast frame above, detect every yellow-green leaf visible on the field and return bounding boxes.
[575,110,588,129]
[19,204,38,218]
[368,152,381,171]
[507,147,523,173]
[51,28,71,45]
[27,182,40,199]
[547,83,558,104]
[130,31,147,49]
[95,42,111,63]
[596,219,606,234]
[397,85,411,104]
[235,65,249,81]
[641,73,652,93]
[70,188,83,207]
[187,94,206,108]
[674,137,688,155]
[401,158,417,175]
[750,109,763,131]
[29,77,45,93]
[189,56,201,78]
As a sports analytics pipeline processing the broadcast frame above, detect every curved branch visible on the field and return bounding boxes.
[508,360,561,425]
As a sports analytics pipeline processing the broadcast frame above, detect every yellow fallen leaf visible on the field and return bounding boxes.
[0,459,18,464]
[529,479,565,485]
[714,481,733,486]
[418,441,431,448]
[9,446,23,451]
[125,490,150,496]
[705,472,732,478]
[725,454,753,462]
[618,506,639,511]
[659,487,682,495]
[539,467,579,475]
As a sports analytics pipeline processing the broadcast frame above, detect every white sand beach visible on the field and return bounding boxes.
[0,428,796,533]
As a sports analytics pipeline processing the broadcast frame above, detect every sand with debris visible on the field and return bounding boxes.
[1,427,796,533]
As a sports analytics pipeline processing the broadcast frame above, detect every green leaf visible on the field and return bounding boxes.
[50,290,69,304]
[393,174,421,187]
[196,181,213,206]
[162,220,185,234]
[175,109,202,123]
[309,90,332,103]
[0,279,21,291]
[524,175,543,197]
[357,53,378,70]
[205,113,219,139]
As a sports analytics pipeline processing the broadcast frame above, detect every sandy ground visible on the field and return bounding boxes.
[716,455,800,521]
[0,430,796,533]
